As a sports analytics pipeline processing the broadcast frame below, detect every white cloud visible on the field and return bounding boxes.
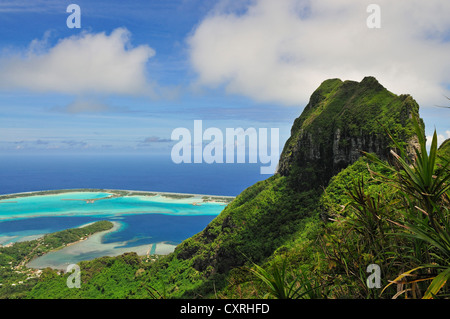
[427,130,450,148]
[0,28,156,96]
[188,0,450,106]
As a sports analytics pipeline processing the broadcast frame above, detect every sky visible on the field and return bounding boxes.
[0,0,449,159]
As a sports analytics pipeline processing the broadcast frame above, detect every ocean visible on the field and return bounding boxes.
[0,154,270,268]
[0,153,268,196]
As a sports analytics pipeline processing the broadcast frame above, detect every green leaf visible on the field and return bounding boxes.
[423,267,450,299]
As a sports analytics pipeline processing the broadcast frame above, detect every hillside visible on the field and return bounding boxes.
[0,221,114,298]
[162,76,421,296]
[24,77,449,299]
[438,138,450,168]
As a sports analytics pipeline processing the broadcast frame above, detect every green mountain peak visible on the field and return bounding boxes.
[165,76,424,296]
[277,76,421,190]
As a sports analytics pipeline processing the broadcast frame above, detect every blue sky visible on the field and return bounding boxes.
[0,0,449,157]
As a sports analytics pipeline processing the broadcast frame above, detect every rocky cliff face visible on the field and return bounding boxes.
[277,76,420,189]
[173,76,423,293]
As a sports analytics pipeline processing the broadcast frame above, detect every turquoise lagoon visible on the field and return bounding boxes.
[0,191,227,220]
[0,191,229,269]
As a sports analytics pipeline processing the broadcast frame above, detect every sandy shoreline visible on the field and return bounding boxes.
[0,189,234,213]
[26,221,177,270]
[0,188,235,200]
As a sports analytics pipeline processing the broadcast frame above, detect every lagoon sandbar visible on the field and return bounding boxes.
[26,221,177,270]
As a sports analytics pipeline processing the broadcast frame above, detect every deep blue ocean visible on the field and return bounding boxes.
[0,153,269,196]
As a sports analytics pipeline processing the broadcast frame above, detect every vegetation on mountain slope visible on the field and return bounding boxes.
[13,77,450,299]
[0,221,113,298]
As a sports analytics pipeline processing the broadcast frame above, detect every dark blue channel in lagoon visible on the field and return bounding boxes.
[103,214,217,247]
[0,213,217,247]
[0,216,97,240]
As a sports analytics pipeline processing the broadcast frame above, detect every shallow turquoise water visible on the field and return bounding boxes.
[0,191,225,220]
[0,191,227,268]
